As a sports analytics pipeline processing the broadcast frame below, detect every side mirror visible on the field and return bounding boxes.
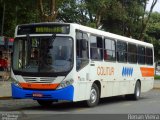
[81,39,87,50]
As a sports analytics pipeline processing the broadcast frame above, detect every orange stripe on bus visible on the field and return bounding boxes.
[140,67,154,77]
[19,83,60,89]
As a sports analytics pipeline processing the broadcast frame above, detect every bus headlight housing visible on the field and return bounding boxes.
[12,78,21,88]
[57,79,74,89]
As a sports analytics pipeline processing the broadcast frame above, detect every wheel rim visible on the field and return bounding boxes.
[136,85,140,97]
[90,88,97,103]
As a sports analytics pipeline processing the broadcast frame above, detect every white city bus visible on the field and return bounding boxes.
[11,23,154,107]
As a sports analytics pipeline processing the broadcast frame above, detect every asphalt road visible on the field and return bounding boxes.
[0,89,160,120]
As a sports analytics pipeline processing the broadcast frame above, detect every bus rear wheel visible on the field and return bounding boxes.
[132,81,141,100]
[126,81,141,100]
[86,83,100,107]
[37,100,53,106]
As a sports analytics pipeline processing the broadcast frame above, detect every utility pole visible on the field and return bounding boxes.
[1,2,5,36]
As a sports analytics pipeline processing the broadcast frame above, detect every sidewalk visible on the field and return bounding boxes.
[153,80,160,89]
[0,80,11,98]
[0,80,160,98]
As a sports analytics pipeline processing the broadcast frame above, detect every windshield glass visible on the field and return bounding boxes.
[13,36,73,75]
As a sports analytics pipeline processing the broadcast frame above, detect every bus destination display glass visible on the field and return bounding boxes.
[17,24,70,35]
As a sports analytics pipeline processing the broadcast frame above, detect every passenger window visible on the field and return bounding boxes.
[146,48,153,65]
[138,46,145,64]
[128,43,137,63]
[90,35,103,60]
[104,38,116,61]
[117,41,127,62]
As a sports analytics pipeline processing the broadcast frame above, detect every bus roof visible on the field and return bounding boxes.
[15,22,153,48]
[70,23,153,48]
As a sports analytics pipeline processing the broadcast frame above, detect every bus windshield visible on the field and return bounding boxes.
[13,36,73,75]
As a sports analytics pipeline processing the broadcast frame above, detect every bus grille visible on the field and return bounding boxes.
[23,76,55,83]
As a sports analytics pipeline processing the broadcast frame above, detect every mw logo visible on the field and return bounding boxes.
[122,67,133,77]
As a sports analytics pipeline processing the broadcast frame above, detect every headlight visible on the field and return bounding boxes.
[11,78,21,88]
[57,79,74,89]
[10,69,21,88]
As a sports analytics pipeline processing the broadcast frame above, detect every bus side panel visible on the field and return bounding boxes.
[138,66,154,93]
[101,81,113,97]
[89,61,118,98]
[113,63,135,96]
[141,78,154,92]
[73,64,92,101]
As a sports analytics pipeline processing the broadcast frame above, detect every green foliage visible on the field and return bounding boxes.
[102,0,146,38]
[0,0,159,62]
[154,75,160,80]
[147,12,160,39]
[146,12,160,61]
[58,0,87,23]
[0,0,38,37]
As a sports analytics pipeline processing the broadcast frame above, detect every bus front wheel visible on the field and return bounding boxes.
[86,83,100,107]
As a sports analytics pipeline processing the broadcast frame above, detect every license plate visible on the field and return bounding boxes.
[32,93,43,97]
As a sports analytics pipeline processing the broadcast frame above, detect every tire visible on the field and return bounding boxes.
[125,81,141,100]
[132,81,141,100]
[37,100,53,106]
[86,83,100,107]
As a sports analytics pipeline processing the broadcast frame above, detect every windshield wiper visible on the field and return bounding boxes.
[26,34,30,41]
[47,34,56,49]
[26,34,31,49]
[49,33,56,42]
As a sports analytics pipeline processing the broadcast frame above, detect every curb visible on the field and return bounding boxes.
[153,81,160,89]
[153,88,160,89]
[153,86,160,89]
[0,96,12,100]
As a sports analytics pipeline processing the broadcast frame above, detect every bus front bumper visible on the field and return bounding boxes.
[11,83,74,101]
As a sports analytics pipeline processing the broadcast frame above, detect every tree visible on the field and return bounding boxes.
[145,12,160,61]
[38,0,65,22]
[0,0,38,37]
[58,0,88,24]
[58,0,112,28]
[139,0,158,41]
[102,0,144,38]
[38,0,57,22]
[0,0,159,40]
[85,0,112,28]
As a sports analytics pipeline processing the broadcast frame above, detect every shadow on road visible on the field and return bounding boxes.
[2,95,150,112]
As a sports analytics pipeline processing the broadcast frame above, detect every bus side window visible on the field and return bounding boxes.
[146,48,153,65]
[76,30,89,71]
[117,41,127,62]
[90,35,103,60]
[104,38,116,61]
[138,46,145,64]
[128,43,137,63]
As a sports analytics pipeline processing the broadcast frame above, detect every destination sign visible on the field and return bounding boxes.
[17,24,70,35]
